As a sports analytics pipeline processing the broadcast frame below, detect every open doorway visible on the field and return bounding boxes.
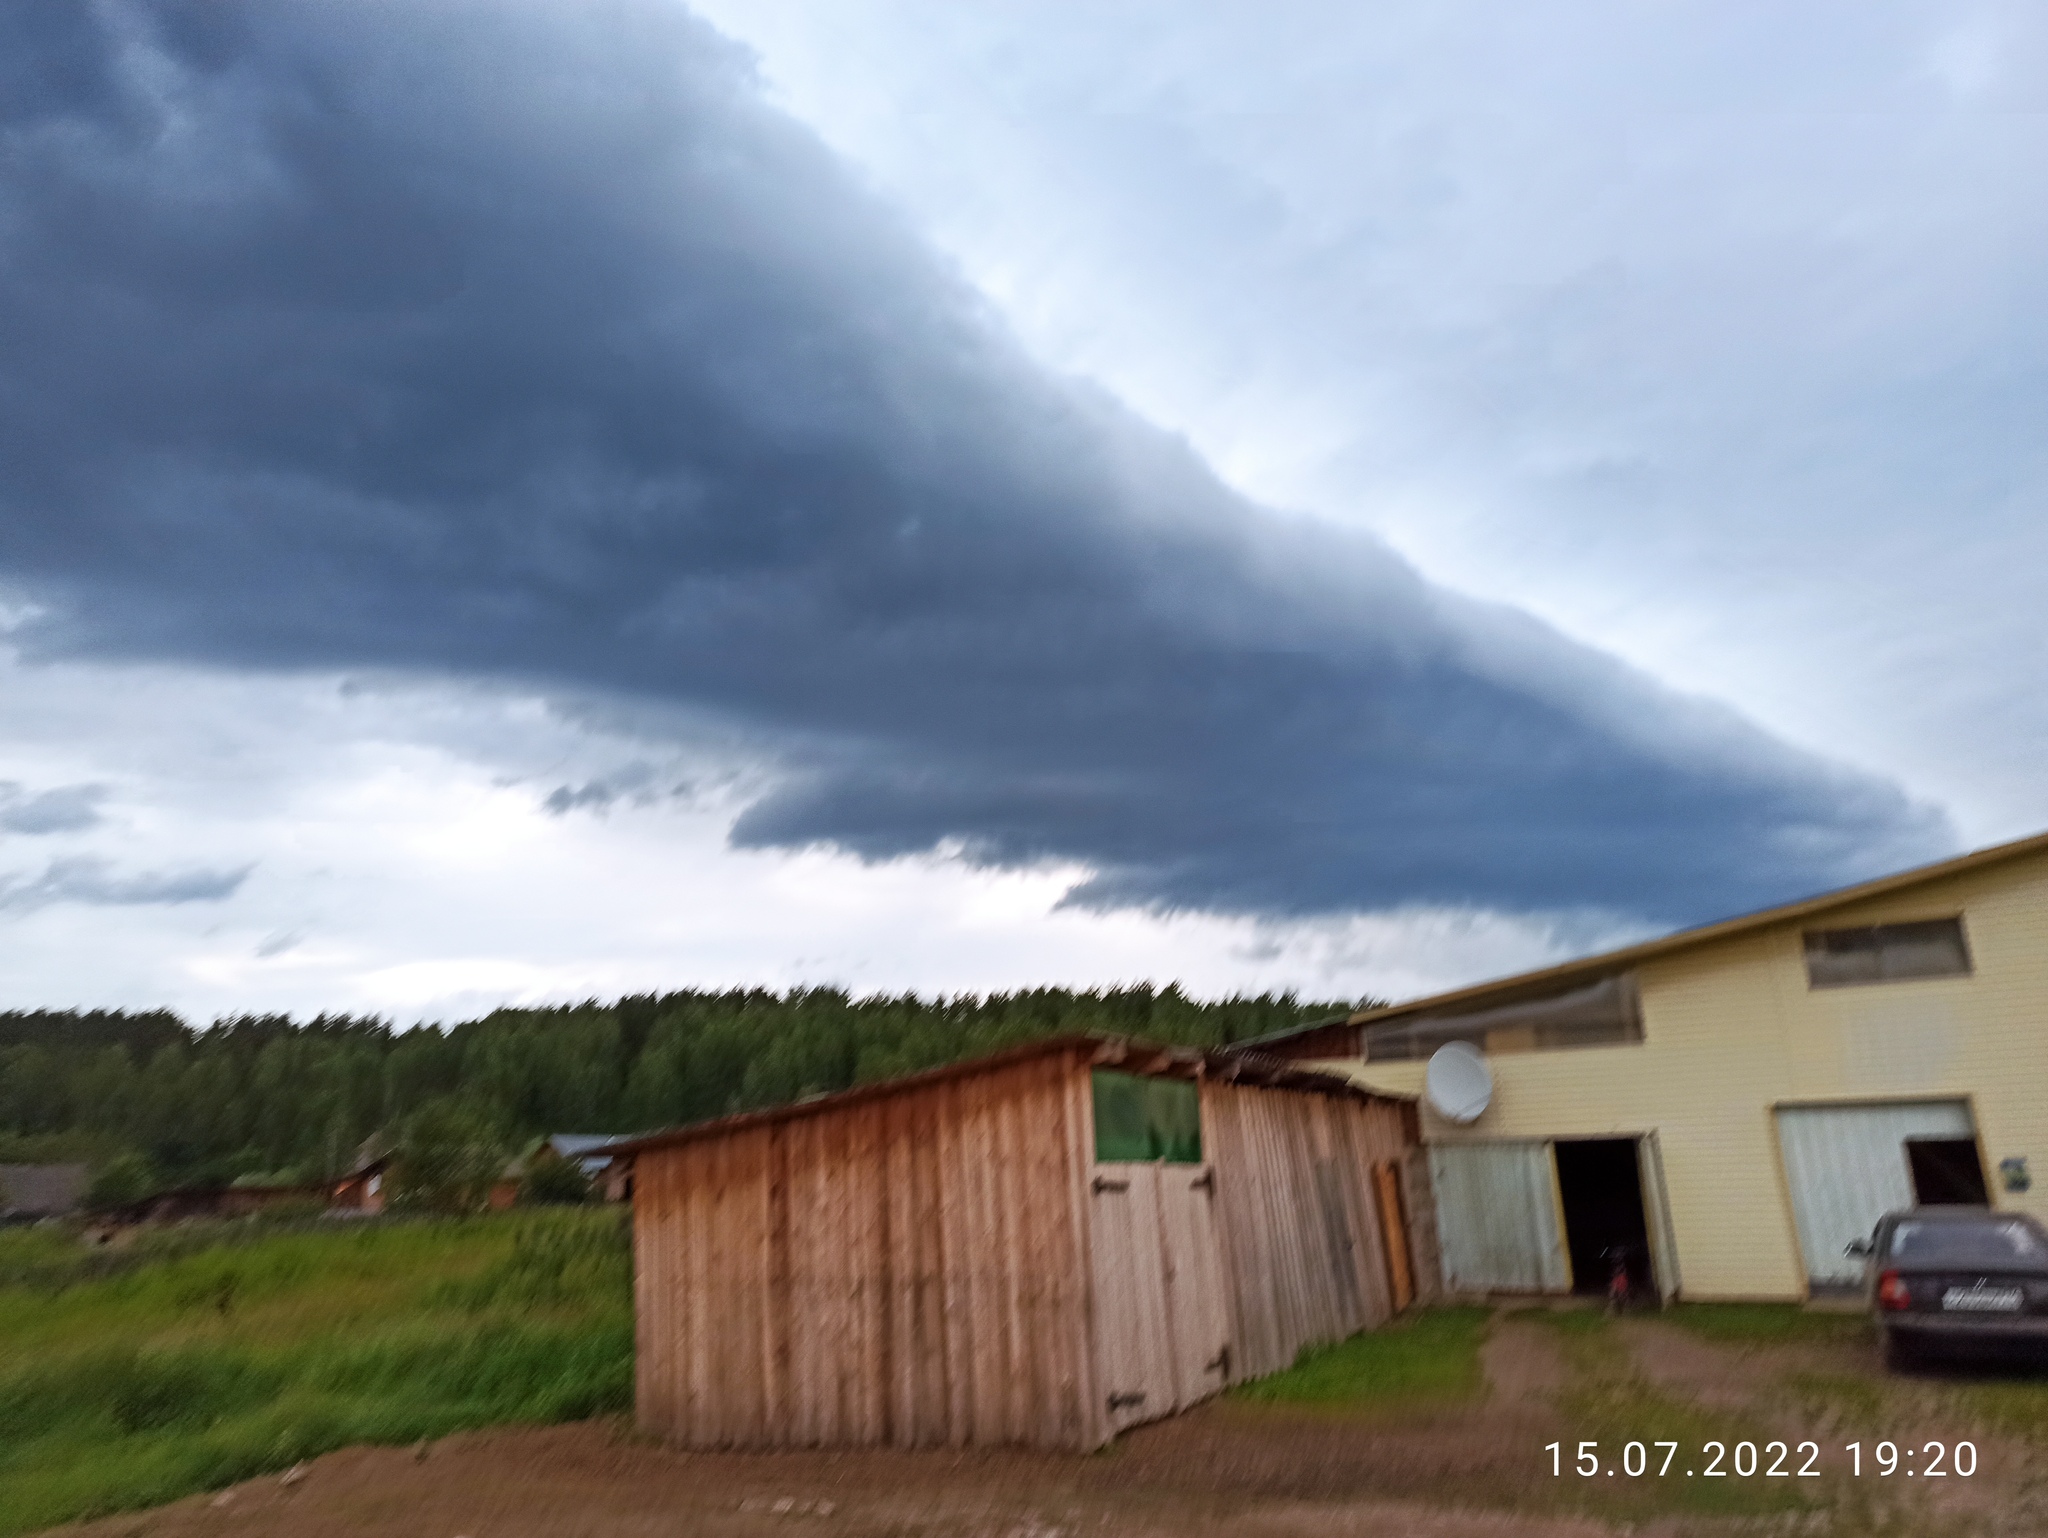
[1907,1138,1990,1206]
[1554,1138,1654,1298]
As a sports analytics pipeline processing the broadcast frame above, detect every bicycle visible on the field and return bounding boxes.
[1601,1243,1637,1313]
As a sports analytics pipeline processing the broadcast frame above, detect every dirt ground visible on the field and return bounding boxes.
[46,1310,2048,1538]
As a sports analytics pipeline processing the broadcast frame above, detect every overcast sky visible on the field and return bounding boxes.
[1,0,2038,1022]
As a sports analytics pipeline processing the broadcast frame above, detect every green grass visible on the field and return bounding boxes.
[1554,1377,1823,1520]
[1233,1306,1490,1409]
[1939,1377,2048,1443]
[0,1224,80,1287]
[1663,1302,1870,1348]
[0,1210,632,1537]
[1781,1369,1888,1432]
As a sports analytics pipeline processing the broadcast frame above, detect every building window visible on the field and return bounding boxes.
[1362,973,1644,1063]
[1803,917,1972,988]
[1092,1071,1202,1163]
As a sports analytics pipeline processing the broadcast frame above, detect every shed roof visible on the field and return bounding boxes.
[547,1133,621,1158]
[0,1163,88,1217]
[1243,825,2048,1052]
[606,1033,1412,1160]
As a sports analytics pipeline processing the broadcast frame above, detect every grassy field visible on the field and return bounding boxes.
[0,1211,632,1538]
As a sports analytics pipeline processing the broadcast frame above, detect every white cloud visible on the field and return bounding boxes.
[0,648,1622,1018]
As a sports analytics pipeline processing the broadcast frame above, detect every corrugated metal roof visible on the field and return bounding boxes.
[1240,826,2048,1050]
[0,1163,88,1217]
[546,1133,621,1158]
[605,1032,1412,1159]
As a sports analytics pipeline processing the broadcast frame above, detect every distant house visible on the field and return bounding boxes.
[547,1132,627,1181]
[490,1133,627,1209]
[0,1163,88,1223]
[329,1157,389,1215]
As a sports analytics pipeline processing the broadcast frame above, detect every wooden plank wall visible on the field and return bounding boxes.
[634,1048,1103,1450]
[1401,1145,1445,1303]
[1199,1080,1419,1381]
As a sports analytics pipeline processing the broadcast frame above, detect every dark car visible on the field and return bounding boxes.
[1849,1207,2048,1369]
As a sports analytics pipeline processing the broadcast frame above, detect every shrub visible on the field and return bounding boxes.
[85,1154,160,1211]
[387,1099,503,1215]
[517,1158,592,1206]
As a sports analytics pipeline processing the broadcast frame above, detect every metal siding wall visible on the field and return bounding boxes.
[1637,1133,1682,1300]
[634,1050,1098,1450]
[1429,1141,1571,1293]
[1775,1100,1974,1286]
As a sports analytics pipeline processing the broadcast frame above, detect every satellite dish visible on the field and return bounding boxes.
[1425,1041,1493,1124]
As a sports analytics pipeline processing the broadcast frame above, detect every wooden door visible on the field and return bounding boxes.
[1089,1163,1176,1434]
[1089,1162,1232,1434]
[1155,1163,1232,1406]
[1373,1160,1415,1312]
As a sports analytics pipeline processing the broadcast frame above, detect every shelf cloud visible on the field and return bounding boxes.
[0,0,1950,927]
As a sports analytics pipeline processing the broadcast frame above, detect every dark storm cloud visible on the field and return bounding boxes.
[0,783,107,835]
[0,857,249,914]
[0,0,1950,924]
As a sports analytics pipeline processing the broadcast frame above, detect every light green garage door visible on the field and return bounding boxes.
[1429,1142,1571,1293]
[1775,1100,1975,1289]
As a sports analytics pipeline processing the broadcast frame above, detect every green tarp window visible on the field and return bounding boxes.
[1091,1070,1201,1164]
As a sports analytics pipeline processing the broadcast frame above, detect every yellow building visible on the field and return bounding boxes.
[1255,830,2048,1302]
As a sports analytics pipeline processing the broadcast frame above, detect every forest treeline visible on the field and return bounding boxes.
[0,986,1357,1193]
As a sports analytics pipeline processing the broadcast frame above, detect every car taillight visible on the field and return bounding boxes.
[1877,1270,1912,1311]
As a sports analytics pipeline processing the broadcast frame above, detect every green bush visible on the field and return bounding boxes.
[518,1157,593,1206]
[388,1098,503,1214]
[85,1153,160,1210]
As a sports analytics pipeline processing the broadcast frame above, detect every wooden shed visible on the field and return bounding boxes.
[615,1034,1437,1451]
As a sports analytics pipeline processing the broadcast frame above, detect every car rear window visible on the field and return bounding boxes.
[1888,1217,2048,1266]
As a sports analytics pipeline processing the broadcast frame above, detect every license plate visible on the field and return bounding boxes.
[1942,1285,2023,1312]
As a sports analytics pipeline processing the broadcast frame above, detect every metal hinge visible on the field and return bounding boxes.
[1092,1175,1130,1194]
[1107,1391,1147,1411]
[1190,1170,1215,1196]
[1205,1344,1231,1378]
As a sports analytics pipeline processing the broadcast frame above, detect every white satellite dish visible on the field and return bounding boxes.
[1425,1041,1493,1124]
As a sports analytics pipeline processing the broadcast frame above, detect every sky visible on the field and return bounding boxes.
[0,0,2039,1023]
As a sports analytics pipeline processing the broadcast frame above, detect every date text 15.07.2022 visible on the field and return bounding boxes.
[1547,1440,1978,1478]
